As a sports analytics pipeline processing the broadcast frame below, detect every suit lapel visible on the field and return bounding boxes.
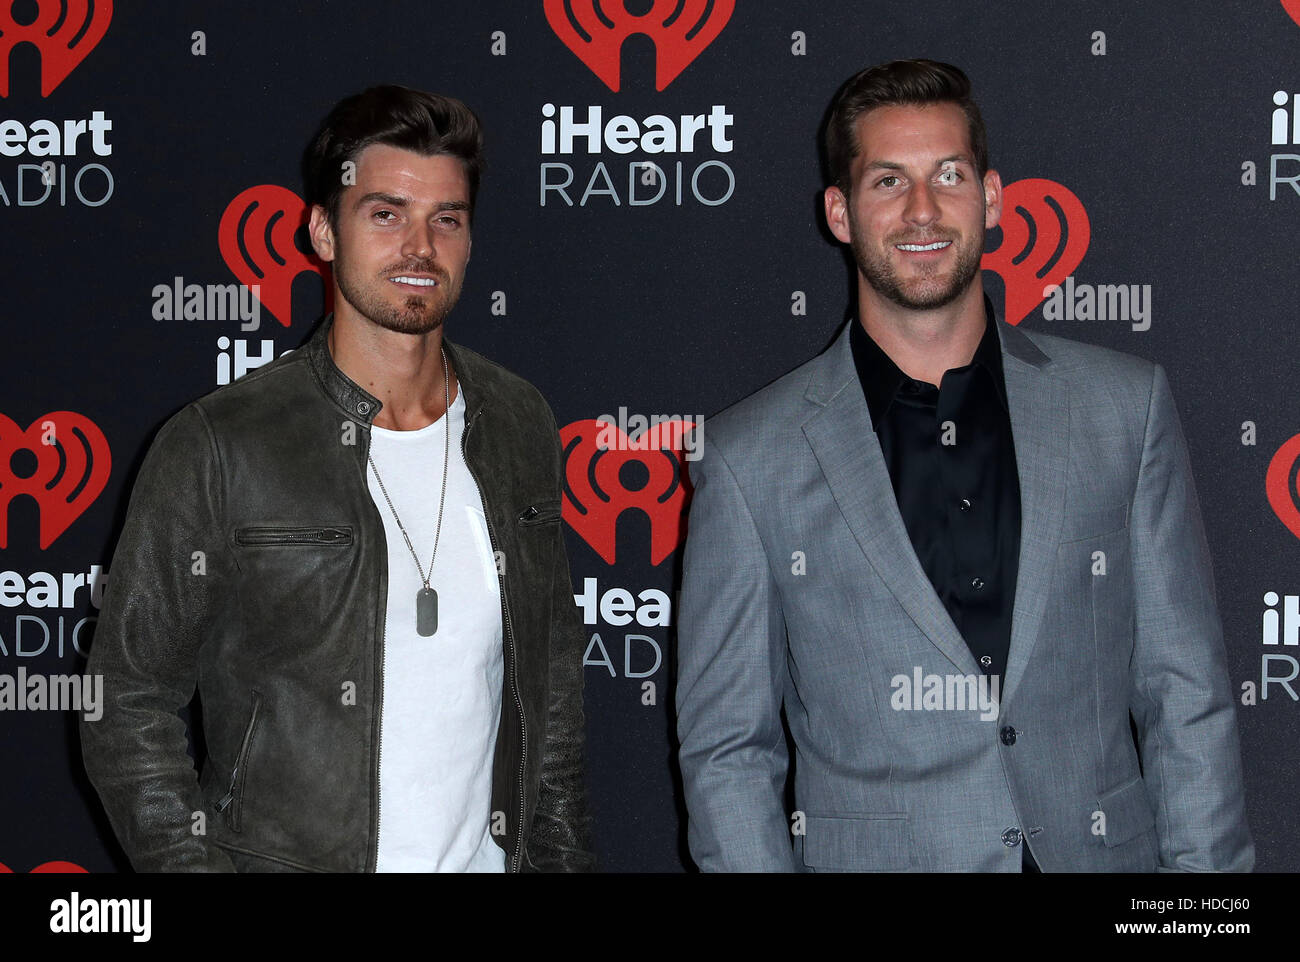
[997,322,1069,706]
[801,324,979,675]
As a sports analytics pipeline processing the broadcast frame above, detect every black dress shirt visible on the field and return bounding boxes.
[849,299,1022,680]
[851,300,1036,870]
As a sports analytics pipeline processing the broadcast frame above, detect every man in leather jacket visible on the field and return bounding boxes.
[80,86,595,872]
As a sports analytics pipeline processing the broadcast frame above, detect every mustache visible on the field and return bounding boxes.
[384,262,449,281]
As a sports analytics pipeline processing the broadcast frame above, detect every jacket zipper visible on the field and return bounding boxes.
[215,691,262,830]
[517,504,560,525]
[234,526,352,546]
[374,594,386,871]
[462,406,527,872]
[360,427,387,873]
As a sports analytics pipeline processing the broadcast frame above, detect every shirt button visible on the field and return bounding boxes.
[1001,827,1023,848]
[971,577,985,590]
[959,498,972,512]
[1000,726,1018,746]
[980,655,993,670]
[357,401,371,415]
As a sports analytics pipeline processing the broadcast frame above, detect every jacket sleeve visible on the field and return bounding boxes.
[1127,363,1254,872]
[523,412,596,872]
[80,403,236,872]
[675,434,798,871]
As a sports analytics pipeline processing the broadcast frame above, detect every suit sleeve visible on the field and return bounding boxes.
[676,433,798,871]
[80,404,237,872]
[1127,363,1254,872]
[523,409,596,872]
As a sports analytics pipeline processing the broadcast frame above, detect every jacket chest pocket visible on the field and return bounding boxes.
[234,525,354,547]
[516,499,561,527]
[230,525,360,656]
[511,499,561,562]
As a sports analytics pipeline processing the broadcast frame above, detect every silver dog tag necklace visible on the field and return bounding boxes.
[367,347,450,637]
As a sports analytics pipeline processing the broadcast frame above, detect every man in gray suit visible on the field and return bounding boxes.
[675,59,1253,872]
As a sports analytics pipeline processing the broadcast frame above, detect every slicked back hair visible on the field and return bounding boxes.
[302,85,484,226]
[825,59,988,194]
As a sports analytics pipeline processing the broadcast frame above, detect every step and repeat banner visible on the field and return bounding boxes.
[1,1,1298,873]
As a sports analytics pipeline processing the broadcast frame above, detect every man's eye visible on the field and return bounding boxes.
[878,175,900,188]
[374,210,397,222]
[938,169,962,185]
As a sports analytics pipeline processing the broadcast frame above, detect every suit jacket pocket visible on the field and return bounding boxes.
[801,812,911,871]
[1059,502,1128,544]
[1097,775,1156,847]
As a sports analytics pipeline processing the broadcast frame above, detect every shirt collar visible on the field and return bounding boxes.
[849,294,1010,431]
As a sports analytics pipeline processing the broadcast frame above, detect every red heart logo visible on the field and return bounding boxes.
[560,418,697,565]
[218,185,331,328]
[982,178,1091,325]
[1283,1,1300,28]
[0,860,88,872]
[0,412,111,549]
[544,0,735,91]
[0,0,113,98]
[1267,433,1300,540]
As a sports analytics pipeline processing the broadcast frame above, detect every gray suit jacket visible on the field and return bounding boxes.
[676,316,1254,872]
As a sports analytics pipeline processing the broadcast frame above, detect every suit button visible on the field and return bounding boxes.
[1001,827,1022,848]
[1000,726,1018,746]
[971,577,985,590]
[959,498,972,512]
[357,401,371,415]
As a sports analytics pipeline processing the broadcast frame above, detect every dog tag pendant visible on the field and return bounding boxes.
[416,587,438,636]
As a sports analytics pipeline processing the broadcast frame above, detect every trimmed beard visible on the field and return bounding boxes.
[849,222,983,311]
[332,256,460,335]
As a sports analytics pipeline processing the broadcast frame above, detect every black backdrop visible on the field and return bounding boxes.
[2,0,1298,873]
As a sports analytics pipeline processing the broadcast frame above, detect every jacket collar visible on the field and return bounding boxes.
[805,295,1051,409]
[304,313,487,426]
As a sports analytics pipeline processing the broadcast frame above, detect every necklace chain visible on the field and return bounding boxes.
[366,347,451,590]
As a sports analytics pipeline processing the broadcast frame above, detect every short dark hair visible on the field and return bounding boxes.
[824,59,988,194]
[302,85,484,225]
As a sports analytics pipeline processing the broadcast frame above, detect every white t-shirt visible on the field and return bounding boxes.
[368,389,506,873]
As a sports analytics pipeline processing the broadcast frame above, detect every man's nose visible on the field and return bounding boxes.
[402,220,436,259]
[903,181,940,225]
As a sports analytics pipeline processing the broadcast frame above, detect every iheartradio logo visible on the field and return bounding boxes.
[560,416,698,565]
[544,0,735,92]
[1267,433,1300,541]
[218,185,330,328]
[0,412,110,550]
[982,178,1091,326]
[0,0,112,97]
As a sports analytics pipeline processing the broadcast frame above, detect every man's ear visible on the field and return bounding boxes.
[308,204,337,262]
[824,185,852,244]
[982,169,1003,231]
